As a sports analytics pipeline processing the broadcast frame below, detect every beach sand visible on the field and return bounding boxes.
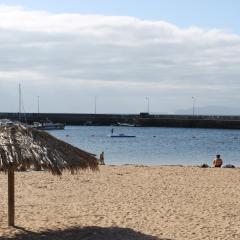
[0,165,240,240]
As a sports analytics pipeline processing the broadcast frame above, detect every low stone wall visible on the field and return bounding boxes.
[1,112,240,129]
[0,112,137,126]
[135,117,240,129]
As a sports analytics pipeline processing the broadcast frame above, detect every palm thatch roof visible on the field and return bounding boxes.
[0,124,99,175]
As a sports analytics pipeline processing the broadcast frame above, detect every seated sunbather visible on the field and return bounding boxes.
[213,154,223,168]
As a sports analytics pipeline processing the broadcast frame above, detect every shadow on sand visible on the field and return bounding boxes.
[4,226,174,240]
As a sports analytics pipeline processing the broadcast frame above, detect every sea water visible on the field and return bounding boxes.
[49,126,240,166]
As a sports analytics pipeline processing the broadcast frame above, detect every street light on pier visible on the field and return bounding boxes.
[94,96,97,114]
[146,97,150,113]
[18,83,22,122]
[192,97,196,116]
[37,96,40,115]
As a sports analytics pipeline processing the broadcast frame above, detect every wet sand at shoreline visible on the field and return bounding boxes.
[0,165,240,239]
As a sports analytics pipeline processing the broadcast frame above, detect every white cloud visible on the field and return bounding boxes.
[0,5,240,113]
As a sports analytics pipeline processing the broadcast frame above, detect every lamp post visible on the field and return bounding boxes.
[146,97,150,113]
[18,84,21,122]
[37,96,40,115]
[192,97,195,116]
[94,96,97,114]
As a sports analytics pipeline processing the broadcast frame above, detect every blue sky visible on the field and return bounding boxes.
[0,1,240,114]
[2,0,240,33]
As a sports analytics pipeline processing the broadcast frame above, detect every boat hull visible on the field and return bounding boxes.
[34,123,65,130]
[109,134,136,138]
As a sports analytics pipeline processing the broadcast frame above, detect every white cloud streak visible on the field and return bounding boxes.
[0,5,240,113]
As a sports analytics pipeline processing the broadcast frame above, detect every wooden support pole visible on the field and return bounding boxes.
[8,166,15,226]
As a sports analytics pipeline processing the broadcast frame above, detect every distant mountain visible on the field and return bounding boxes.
[175,106,240,116]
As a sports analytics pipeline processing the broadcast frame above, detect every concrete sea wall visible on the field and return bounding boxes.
[1,112,240,129]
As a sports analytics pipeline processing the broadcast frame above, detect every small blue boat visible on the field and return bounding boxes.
[109,128,136,138]
[109,133,136,138]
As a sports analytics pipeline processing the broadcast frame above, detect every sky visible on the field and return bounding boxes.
[0,0,240,114]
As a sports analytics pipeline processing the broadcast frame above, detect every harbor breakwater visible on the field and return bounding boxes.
[1,112,240,129]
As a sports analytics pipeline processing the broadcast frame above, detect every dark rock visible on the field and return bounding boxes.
[200,163,210,168]
[223,164,236,168]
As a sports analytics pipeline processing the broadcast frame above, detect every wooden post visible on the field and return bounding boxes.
[8,165,15,226]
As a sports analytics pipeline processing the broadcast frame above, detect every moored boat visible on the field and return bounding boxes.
[0,119,14,126]
[117,122,136,127]
[108,128,136,137]
[109,133,136,138]
[32,121,65,130]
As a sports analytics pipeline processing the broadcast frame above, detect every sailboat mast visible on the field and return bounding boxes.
[19,83,21,122]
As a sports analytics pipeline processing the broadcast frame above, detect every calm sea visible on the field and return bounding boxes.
[49,126,240,166]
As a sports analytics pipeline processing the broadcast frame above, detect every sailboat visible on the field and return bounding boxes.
[18,84,65,130]
[32,120,65,130]
[18,83,27,123]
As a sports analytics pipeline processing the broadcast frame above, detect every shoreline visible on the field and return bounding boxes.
[116,163,240,168]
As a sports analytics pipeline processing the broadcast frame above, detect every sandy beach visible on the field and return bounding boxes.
[0,165,240,240]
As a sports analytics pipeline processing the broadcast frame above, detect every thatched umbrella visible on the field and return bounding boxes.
[0,124,99,226]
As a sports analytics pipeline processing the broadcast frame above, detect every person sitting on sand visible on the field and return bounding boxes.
[213,154,223,168]
[99,151,105,165]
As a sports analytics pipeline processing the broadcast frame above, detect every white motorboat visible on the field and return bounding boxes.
[117,122,136,127]
[32,121,65,130]
[0,119,14,126]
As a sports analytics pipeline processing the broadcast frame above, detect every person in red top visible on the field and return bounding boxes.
[213,154,223,167]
